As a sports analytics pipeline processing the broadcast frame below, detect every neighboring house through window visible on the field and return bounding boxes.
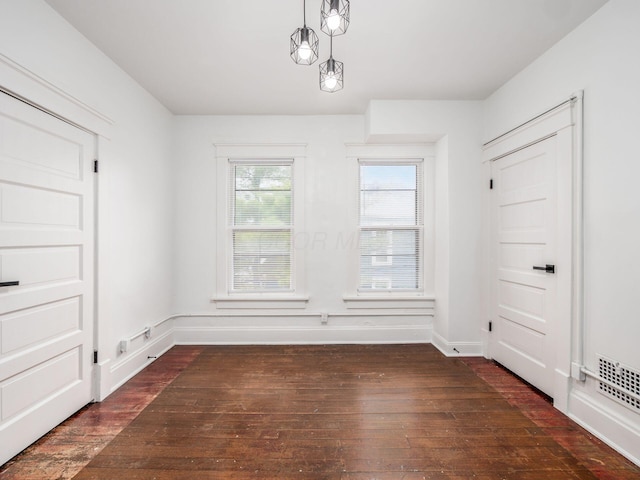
[343,143,435,308]
[359,161,423,291]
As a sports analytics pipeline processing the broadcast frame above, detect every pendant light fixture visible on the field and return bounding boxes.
[319,35,344,93]
[320,0,350,36]
[290,0,319,65]
[289,0,350,92]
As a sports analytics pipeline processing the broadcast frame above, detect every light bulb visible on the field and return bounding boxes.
[324,72,338,89]
[326,8,341,31]
[298,41,312,61]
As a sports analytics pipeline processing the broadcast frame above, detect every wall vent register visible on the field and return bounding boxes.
[597,355,640,412]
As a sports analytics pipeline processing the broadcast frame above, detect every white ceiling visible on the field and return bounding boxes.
[45,0,607,115]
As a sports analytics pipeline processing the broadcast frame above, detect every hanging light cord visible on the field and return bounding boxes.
[303,0,307,26]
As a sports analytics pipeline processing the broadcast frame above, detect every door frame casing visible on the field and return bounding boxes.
[0,53,114,402]
[0,92,98,466]
[483,92,583,413]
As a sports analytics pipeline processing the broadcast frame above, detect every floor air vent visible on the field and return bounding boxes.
[597,355,640,412]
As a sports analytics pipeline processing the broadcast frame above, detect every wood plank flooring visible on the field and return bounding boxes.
[1,344,639,479]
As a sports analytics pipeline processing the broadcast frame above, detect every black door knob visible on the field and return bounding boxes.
[532,264,555,274]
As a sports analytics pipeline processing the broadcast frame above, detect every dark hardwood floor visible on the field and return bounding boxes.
[1,344,639,479]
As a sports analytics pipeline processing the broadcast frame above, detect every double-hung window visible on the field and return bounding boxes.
[214,143,307,308]
[358,161,423,292]
[230,162,293,292]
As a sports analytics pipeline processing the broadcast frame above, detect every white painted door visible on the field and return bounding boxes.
[491,136,557,397]
[0,92,95,465]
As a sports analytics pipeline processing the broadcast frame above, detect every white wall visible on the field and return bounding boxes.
[484,0,640,463]
[366,101,485,352]
[0,0,175,397]
[170,103,484,353]
[172,115,439,344]
[173,115,363,313]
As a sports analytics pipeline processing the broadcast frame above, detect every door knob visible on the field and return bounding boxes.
[532,264,555,274]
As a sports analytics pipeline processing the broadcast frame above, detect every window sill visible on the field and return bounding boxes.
[212,295,309,310]
[342,294,435,310]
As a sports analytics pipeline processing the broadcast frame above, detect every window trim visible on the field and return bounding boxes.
[213,144,307,309]
[343,143,435,307]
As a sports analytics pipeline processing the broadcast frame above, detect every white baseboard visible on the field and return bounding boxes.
[171,313,433,345]
[480,327,491,359]
[173,324,432,345]
[108,329,174,395]
[553,368,571,414]
[569,388,640,467]
[94,358,112,402]
[431,331,482,357]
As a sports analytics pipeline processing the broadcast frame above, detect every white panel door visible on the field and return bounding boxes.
[0,92,94,465]
[491,136,557,397]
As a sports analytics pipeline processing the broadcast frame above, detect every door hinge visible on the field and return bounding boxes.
[489,178,494,190]
[488,321,493,332]
[93,159,99,173]
[93,350,98,364]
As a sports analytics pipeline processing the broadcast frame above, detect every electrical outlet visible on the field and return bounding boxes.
[144,327,151,340]
[321,313,328,325]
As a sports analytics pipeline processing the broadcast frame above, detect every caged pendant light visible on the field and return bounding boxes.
[319,35,344,93]
[290,0,350,92]
[320,0,350,36]
[290,0,319,65]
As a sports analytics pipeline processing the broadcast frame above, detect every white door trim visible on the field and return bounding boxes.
[0,53,113,137]
[0,90,97,465]
[484,92,584,413]
[0,54,113,402]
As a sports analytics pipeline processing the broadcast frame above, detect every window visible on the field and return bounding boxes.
[230,163,293,292]
[358,162,423,291]
[214,143,307,308]
[343,144,433,309]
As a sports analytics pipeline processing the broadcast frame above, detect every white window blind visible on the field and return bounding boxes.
[230,163,293,292]
[359,162,423,291]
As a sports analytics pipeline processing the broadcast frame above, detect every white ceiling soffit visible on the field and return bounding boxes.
[44,0,608,115]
